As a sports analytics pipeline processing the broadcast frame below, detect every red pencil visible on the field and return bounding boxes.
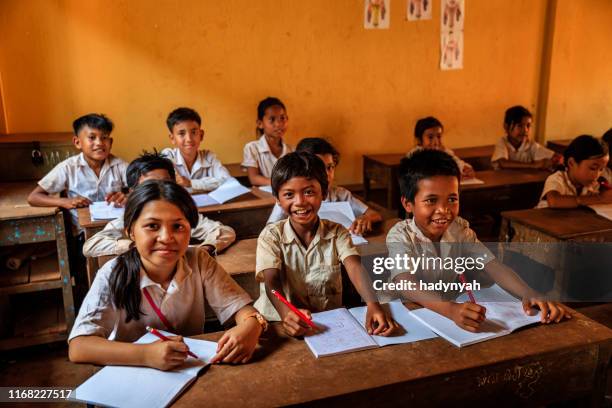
[458,274,477,303]
[146,326,198,359]
[270,290,317,329]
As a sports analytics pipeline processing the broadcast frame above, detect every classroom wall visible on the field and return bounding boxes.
[544,0,612,140]
[0,0,608,184]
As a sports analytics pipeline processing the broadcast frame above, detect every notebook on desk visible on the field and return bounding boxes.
[304,302,437,358]
[72,331,217,408]
[192,177,250,207]
[90,201,125,221]
[588,203,612,221]
[410,285,541,347]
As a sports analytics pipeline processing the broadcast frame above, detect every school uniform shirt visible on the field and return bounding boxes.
[602,167,612,184]
[490,137,555,168]
[82,214,236,257]
[241,135,293,179]
[38,153,128,233]
[266,185,370,224]
[161,148,230,192]
[536,170,601,208]
[406,146,473,174]
[386,217,494,300]
[254,218,360,321]
[68,247,252,343]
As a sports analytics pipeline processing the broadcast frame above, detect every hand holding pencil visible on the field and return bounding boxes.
[271,290,319,337]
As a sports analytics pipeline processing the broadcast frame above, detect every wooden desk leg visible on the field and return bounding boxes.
[83,227,100,287]
[54,212,75,331]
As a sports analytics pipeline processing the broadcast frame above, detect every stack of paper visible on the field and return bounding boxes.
[318,201,368,245]
[90,201,125,221]
[192,178,250,207]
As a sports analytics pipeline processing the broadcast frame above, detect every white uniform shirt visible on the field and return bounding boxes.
[536,170,601,208]
[162,148,230,192]
[241,135,293,178]
[491,137,555,168]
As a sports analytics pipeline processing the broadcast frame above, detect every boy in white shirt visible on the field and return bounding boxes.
[83,151,236,257]
[162,107,230,192]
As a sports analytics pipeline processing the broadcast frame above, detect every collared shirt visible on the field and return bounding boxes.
[254,218,359,320]
[406,146,473,174]
[386,217,494,299]
[536,170,601,208]
[162,148,230,192]
[602,167,612,184]
[38,153,128,232]
[491,136,555,168]
[69,247,252,343]
[82,214,236,257]
[241,135,293,178]
[266,185,369,224]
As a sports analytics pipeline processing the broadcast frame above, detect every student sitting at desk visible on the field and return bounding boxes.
[537,135,612,208]
[254,152,397,337]
[601,128,612,184]
[491,105,561,170]
[83,151,236,258]
[406,116,475,178]
[387,149,570,332]
[161,107,230,192]
[241,97,293,186]
[69,180,265,369]
[27,113,128,233]
[267,137,382,235]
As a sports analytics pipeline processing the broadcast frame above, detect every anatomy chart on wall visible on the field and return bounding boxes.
[407,0,431,21]
[440,0,464,70]
[364,0,390,29]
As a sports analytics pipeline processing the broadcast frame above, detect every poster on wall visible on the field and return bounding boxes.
[407,0,432,21]
[440,31,463,70]
[440,0,464,70]
[364,0,390,29]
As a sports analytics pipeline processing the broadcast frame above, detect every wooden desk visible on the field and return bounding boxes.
[500,208,612,295]
[363,146,495,210]
[226,162,250,187]
[0,182,75,350]
[546,139,572,155]
[169,310,612,407]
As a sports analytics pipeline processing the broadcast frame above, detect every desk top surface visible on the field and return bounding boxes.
[501,207,612,239]
[0,182,57,220]
[461,169,549,191]
[173,310,611,407]
[364,145,495,166]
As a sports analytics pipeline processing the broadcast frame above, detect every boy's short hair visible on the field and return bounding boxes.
[414,116,443,142]
[399,149,460,203]
[601,128,612,149]
[126,150,176,188]
[504,105,532,128]
[72,113,114,135]
[271,152,328,198]
[296,137,340,165]
[166,107,202,132]
[564,135,609,165]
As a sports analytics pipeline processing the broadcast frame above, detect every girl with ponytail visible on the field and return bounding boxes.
[68,180,265,370]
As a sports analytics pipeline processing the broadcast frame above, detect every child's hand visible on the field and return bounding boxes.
[365,303,398,336]
[282,308,317,337]
[105,191,127,207]
[211,318,262,364]
[349,215,372,236]
[62,196,92,209]
[449,302,487,332]
[462,166,475,179]
[144,335,189,371]
[522,299,571,323]
[175,174,191,188]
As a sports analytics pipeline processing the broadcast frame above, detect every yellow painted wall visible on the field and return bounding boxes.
[0,0,607,184]
[545,0,612,140]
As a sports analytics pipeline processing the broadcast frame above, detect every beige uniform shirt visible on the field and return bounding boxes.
[386,217,494,299]
[82,214,236,257]
[406,146,473,174]
[536,170,601,208]
[254,219,360,321]
[491,137,555,168]
[69,247,252,343]
[162,148,230,192]
[38,153,128,233]
[266,185,369,224]
[241,135,293,178]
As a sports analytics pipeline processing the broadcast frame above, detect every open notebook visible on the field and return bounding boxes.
[318,201,368,245]
[304,302,437,358]
[410,285,541,347]
[72,331,217,408]
[192,177,250,207]
[588,203,612,221]
[90,201,125,221]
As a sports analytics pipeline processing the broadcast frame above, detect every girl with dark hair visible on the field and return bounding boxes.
[69,180,265,370]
